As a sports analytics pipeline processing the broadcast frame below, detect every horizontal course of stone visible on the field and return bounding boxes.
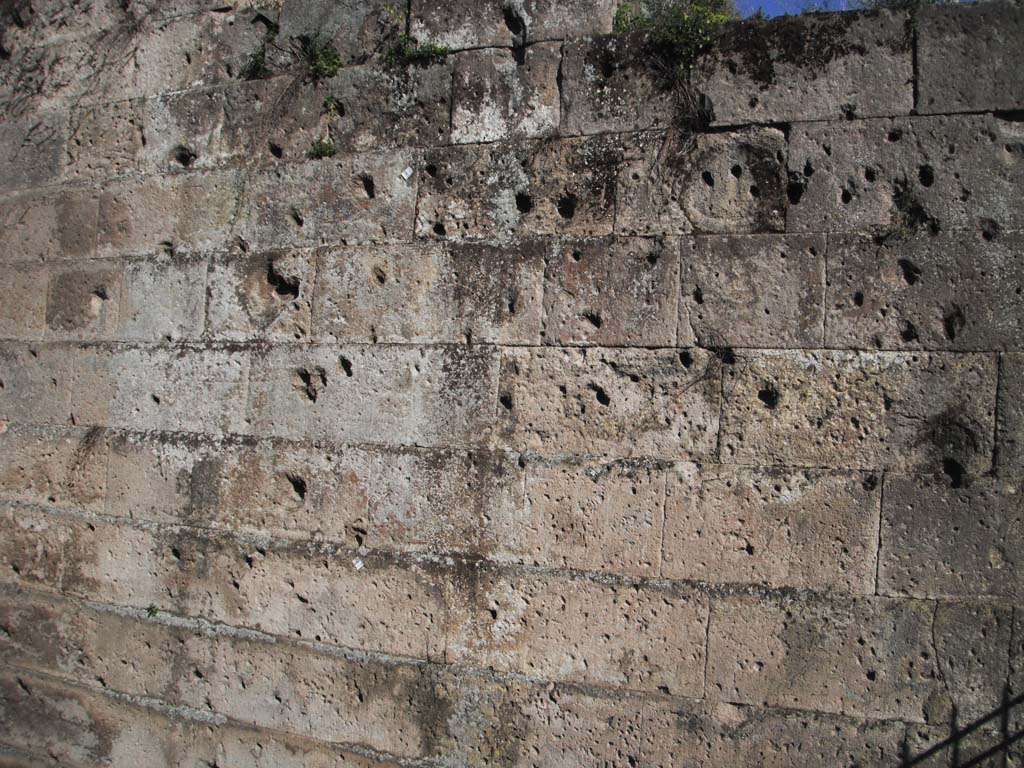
[0,0,1022,764]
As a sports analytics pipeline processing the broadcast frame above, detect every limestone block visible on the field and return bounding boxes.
[826,231,1024,351]
[451,43,560,144]
[313,240,545,345]
[616,127,787,235]
[496,346,721,459]
[277,0,397,65]
[881,475,1024,600]
[0,343,73,425]
[44,260,122,341]
[663,465,880,593]
[703,10,913,125]
[65,98,145,181]
[0,111,64,192]
[410,0,616,49]
[720,350,997,473]
[707,592,942,721]
[416,135,622,241]
[0,187,98,263]
[207,248,315,342]
[237,151,417,249]
[246,344,499,447]
[117,253,208,342]
[0,506,68,592]
[678,233,825,348]
[446,565,707,695]
[918,1,1024,114]
[0,262,47,340]
[518,456,666,577]
[0,425,108,512]
[997,353,1024,475]
[542,236,680,347]
[787,114,1024,234]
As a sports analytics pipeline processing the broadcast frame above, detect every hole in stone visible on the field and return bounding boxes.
[730,164,743,178]
[290,208,304,227]
[588,383,610,406]
[502,6,525,37]
[500,393,513,411]
[601,57,615,78]
[557,194,578,220]
[897,259,922,285]
[864,167,876,183]
[841,188,853,204]
[373,266,387,285]
[862,474,879,491]
[433,221,446,236]
[942,305,965,342]
[980,218,1000,241]
[749,184,760,198]
[294,366,327,403]
[757,384,779,409]
[360,175,376,199]
[339,355,353,377]
[887,129,902,142]
[679,350,693,368]
[786,178,805,205]
[426,164,438,177]
[900,320,919,342]
[942,456,965,489]
[269,142,283,159]
[571,249,582,262]
[918,165,935,188]
[173,145,197,167]
[744,542,755,555]
[516,192,533,214]
[582,311,602,329]
[693,287,704,304]
[853,291,864,307]
[701,171,714,187]
[286,473,307,500]
[267,260,300,299]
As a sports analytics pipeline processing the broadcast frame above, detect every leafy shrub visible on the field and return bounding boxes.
[385,34,450,66]
[308,138,337,159]
[299,35,343,80]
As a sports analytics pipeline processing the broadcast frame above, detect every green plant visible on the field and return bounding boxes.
[146,603,159,618]
[308,138,337,159]
[299,35,343,80]
[614,0,735,81]
[323,96,339,115]
[385,34,450,66]
[238,44,270,81]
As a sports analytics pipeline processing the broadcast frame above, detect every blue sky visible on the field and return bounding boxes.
[735,0,856,16]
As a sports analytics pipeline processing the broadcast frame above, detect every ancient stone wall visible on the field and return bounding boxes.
[1,0,1023,764]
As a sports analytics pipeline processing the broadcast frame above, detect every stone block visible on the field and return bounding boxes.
[0,262,47,340]
[246,344,498,448]
[96,169,241,258]
[679,233,825,348]
[542,236,680,347]
[0,343,73,425]
[663,465,880,593]
[786,114,1024,234]
[518,456,666,577]
[0,425,108,512]
[881,475,1024,600]
[118,253,208,342]
[0,506,68,592]
[368,447,523,557]
[0,187,98,263]
[720,350,997,473]
[918,1,1024,114]
[446,565,707,695]
[641,698,906,767]
[707,592,941,721]
[207,249,315,342]
[410,0,616,49]
[277,0,398,65]
[616,127,787,236]
[65,98,145,182]
[451,43,560,144]
[703,10,913,125]
[0,111,64,192]
[496,346,721,459]
[827,231,1024,351]
[237,151,417,250]
[997,353,1024,475]
[416,135,622,241]
[44,260,121,341]
[313,240,545,345]
[560,33,674,136]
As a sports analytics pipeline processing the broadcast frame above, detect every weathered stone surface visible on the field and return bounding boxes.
[881,475,1024,600]
[720,350,997,472]
[247,344,498,448]
[237,151,417,250]
[0,343,73,426]
[787,114,1024,234]
[368,447,523,557]
[207,249,315,342]
[0,187,98,263]
[542,236,680,347]
[918,1,1024,115]
[560,33,674,136]
[277,0,396,65]
[496,346,721,458]
[707,593,943,721]
[616,128,787,235]
[641,698,906,766]
[313,240,545,345]
[65,98,145,182]
[0,506,69,592]
[904,722,1022,768]
[997,353,1024,475]
[0,262,47,340]
[44,260,122,341]
[703,10,913,125]
[416,136,622,241]
[827,231,1024,351]
[0,425,108,512]
[410,0,616,49]
[447,565,707,695]
[451,44,560,144]
[118,253,208,342]
[679,234,825,348]
[0,111,64,192]
[518,456,666,577]
[663,465,880,593]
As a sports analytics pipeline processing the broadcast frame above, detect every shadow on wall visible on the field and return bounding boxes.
[902,688,1023,767]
